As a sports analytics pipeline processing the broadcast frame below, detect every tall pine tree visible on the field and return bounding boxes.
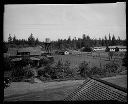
[8,34,13,44]
[111,35,116,46]
[108,33,111,46]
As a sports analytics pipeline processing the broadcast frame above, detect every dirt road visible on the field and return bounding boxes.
[4,79,85,101]
[4,75,127,101]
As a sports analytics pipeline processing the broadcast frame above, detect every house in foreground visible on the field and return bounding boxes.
[64,77,127,101]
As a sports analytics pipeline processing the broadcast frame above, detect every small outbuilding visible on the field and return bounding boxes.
[64,51,69,55]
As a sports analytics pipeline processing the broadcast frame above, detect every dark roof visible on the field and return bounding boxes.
[64,78,127,101]
[7,46,42,56]
[18,47,41,55]
[108,46,126,49]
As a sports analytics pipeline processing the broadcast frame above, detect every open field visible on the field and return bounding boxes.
[53,51,125,68]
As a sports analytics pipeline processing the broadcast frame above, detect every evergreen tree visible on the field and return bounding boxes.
[8,34,12,44]
[104,35,108,46]
[72,37,76,49]
[99,38,102,46]
[101,38,105,46]
[28,33,35,46]
[12,35,17,45]
[108,33,111,46]
[35,38,39,45]
[111,35,116,46]
[117,36,121,45]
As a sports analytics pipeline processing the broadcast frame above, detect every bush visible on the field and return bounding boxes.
[105,46,110,52]
[103,62,119,74]
[4,57,14,71]
[108,51,114,60]
[21,58,32,67]
[11,67,26,81]
[122,53,127,67]
[25,68,36,78]
[37,67,45,76]
[82,47,92,52]
[90,66,103,76]
[78,61,91,78]
[39,76,47,81]
[39,57,50,66]
[115,47,119,52]
[119,52,125,57]
[37,65,52,78]
[63,60,71,76]
[69,66,79,78]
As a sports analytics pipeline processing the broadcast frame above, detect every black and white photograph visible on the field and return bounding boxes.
[3,3,127,101]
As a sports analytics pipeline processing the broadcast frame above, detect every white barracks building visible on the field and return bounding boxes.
[108,46,127,52]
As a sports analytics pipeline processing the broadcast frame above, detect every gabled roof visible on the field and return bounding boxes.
[108,46,126,49]
[7,46,42,56]
[18,47,42,55]
[64,77,127,101]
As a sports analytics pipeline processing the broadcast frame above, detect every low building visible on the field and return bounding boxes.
[6,46,42,58]
[108,46,127,52]
[64,51,69,55]
[18,47,42,56]
[57,50,69,55]
[68,50,81,55]
[93,47,106,51]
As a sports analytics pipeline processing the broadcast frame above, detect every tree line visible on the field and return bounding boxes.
[4,33,126,51]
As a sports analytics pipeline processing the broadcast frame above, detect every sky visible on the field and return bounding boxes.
[4,3,126,42]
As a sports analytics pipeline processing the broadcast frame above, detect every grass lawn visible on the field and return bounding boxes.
[102,75,127,88]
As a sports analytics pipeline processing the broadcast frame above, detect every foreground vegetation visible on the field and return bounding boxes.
[4,51,127,82]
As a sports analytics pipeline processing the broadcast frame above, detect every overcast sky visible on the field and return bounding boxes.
[4,3,126,42]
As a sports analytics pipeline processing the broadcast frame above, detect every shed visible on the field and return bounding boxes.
[64,51,69,55]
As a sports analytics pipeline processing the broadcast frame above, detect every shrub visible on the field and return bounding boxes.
[78,61,91,78]
[25,68,36,78]
[119,52,125,57]
[105,46,110,52]
[115,47,119,52]
[37,67,45,76]
[39,76,47,81]
[90,66,103,75]
[82,47,92,52]
[21,57,32,67]
[52,60,64,79]
[103,62,119,74]
[11,67,26,81]
[108,51,114,60]
[122,53,127,67]
[4,57,14,71]
[69,66,79,78]
[37,65,52,78]
[63,60,71,76]
[39,57,50,66]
